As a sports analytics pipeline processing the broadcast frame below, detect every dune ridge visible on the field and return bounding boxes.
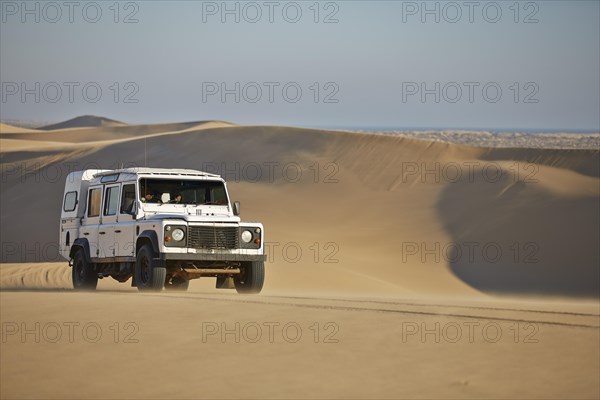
[38,115,126,131]
[0,123,42,134]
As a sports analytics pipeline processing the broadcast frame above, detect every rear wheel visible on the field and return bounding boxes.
[135,244,166,291]
[72,249,98,290]
[234,261,264,294]
[164,276,190,291]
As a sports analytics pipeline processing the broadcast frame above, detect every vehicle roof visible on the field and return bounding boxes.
[93,167,222,179]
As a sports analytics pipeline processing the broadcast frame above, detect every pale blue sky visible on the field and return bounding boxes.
[1,0,599,130]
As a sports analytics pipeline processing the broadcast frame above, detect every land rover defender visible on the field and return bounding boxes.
[59,168,265,293]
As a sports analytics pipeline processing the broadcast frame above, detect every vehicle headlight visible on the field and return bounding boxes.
[241,230,253,243]
[172,228,185,242]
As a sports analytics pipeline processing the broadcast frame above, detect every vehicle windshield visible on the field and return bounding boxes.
[139,178,228,205]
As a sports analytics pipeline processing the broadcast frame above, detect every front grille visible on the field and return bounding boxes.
[188,226,239,250]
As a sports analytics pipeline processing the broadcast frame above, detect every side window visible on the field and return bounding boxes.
[87,188,101,217]
[63,191,77,212]
[103,186,120,216]
[120,184,136,214]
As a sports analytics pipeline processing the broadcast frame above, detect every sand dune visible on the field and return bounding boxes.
[1,122,598,297]
[1,288,597,399]
[0,123,42,134]
[0,138,89,152]
[2,120,599,399]
[38,115,126,131]
[0,120,236,146]
[0,263,72,290]
[1,263,599,399]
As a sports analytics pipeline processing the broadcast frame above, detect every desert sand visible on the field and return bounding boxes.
[1,117,599,399]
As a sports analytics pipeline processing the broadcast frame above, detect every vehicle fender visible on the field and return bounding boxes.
[70,238,91,263]
[136,230,160,256]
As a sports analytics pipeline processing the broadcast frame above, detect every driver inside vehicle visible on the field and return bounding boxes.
[142,190,162,203]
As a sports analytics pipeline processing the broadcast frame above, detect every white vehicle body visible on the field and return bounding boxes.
[59,168,265,292]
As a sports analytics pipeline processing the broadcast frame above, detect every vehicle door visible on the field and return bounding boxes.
[116,182,137,258]
[80,186,102,259]
[99,184,120,258]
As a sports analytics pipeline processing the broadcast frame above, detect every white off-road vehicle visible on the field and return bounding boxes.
[59,168,265,293]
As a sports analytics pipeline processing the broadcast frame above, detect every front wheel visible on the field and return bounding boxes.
[135,244,166,291]
[234,261,265,294]
[72,249,98,290]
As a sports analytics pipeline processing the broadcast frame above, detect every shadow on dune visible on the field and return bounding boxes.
[436,168,600,297]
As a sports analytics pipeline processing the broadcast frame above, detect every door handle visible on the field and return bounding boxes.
[115,230,122,233]
[99,232,106,235]
[83,232,89,236]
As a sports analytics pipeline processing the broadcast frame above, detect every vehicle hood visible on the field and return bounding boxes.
[143,213,241,223]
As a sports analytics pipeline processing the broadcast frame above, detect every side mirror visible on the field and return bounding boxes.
[130,201,140,219]
[233,201,240,216]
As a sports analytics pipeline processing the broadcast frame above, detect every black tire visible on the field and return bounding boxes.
[72,249,98,290]
[234,261,265,294]
[135,244,166,291]
[164,276,190,291]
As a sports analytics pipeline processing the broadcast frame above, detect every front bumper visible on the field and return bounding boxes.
[159,253,266,262]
